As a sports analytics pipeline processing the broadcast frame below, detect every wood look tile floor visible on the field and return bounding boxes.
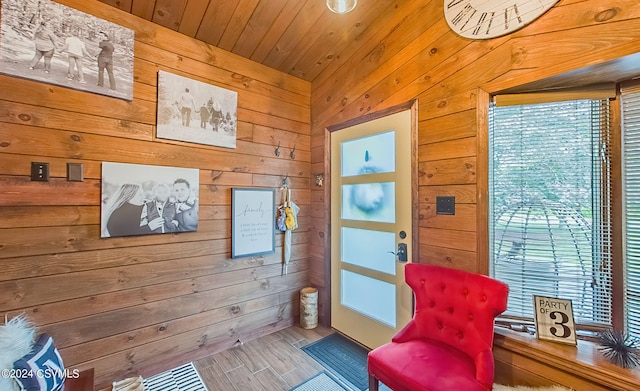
[194,325,335,391]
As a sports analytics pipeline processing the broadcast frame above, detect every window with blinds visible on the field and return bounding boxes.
[489,98,613,327]
[622,84,640,339]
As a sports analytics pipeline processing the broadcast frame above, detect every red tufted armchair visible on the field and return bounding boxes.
[368,264,509,391]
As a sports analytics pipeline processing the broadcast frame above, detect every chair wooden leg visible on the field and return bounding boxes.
[368,374,379,391]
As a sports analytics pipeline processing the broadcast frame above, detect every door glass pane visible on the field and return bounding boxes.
[341,270,396,328]
[341,227,396,275]
[341,131,396,177]
[342,182,395,223]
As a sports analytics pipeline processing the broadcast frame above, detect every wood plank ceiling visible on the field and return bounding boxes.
[98,0,399,82]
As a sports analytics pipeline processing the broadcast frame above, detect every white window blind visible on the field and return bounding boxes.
[622,83,640,339]
[489,99,613,327]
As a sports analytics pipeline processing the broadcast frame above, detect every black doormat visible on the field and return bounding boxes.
[301,333,370,391]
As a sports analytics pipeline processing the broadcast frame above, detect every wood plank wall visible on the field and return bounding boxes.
[0,0,311,388]
[309,0,640,386]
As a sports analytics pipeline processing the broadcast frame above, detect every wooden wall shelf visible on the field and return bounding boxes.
[493,328,640,390]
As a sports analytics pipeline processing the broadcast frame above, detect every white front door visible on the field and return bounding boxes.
[330,108,415,349]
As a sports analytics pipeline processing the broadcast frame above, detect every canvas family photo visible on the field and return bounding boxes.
[0,0,134,100]
[101,162,200,238]
[157,70,238,149]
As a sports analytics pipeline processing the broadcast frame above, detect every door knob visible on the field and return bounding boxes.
[389,243,408,262]
[397,243,407,262]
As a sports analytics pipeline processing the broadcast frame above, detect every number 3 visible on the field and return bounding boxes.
[549,311,572,338]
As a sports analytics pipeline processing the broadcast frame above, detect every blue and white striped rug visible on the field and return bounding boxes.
[143,362,208,391]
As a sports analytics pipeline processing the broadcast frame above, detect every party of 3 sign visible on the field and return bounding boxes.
[533,295,577,345]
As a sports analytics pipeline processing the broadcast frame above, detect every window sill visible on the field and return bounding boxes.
[493,327,640,390]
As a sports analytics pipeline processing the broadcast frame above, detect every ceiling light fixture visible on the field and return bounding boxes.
[326,0,357,14]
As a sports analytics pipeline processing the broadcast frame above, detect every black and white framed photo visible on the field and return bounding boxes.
[232,188,276,258]
[101,162,199,238]
[0,0,135,101]
[533,295,578,346]
[157,70,238,149]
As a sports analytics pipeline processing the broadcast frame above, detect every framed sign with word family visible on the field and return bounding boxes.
[533,295,577,345]
[231,188,276,258]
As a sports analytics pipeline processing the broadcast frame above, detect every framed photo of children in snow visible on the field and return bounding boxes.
[156,70,238,149]
[231,188,276,258]
[101,162,200,238]
[0,0,135,101]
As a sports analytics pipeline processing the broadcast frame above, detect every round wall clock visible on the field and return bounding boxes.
[444,0,559,39]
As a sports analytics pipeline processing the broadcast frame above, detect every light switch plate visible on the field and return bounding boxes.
[31,162,49,182]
